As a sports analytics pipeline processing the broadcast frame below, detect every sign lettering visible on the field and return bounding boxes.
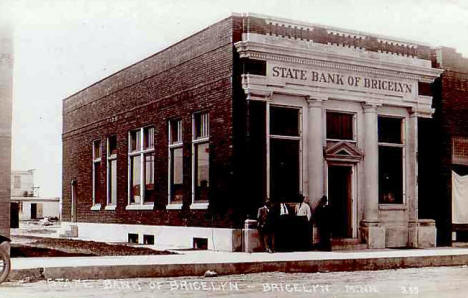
[269,64,414,96]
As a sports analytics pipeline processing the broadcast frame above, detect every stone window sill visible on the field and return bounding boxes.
[166,203,183,210]
[104,205,117,211]
[90,204,101,211]
[190,202,209,210]
[125,203,154,211]
[379,204,407,211]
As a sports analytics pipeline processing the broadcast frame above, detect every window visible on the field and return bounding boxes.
[107,136,117,207]
[326,112,354,140]
[128,127,155,206]
[92,140,102,207]
[128,233,139,244]
[270,106,300,136]
[169,119,183,205]
[192,112,209,204]
[143,234,155,245]
[269,106,301,202]
[453,137,468,166]
[378,116,404,204]
[14,176,21,189]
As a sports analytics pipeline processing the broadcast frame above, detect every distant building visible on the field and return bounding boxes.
[419,48,468,245]
[0,24,13,238]
[62,13,442,251]
[10,170,60,221]
[11,169,35,197]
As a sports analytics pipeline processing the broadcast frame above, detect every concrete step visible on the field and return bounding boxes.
[331,238,367,251]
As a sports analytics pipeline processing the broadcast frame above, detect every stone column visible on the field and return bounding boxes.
[361,103,385,248]
[306,97,324,208]
[407,110,420,247]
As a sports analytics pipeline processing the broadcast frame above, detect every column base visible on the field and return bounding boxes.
[243,219,262,252]
[408,219,437,248]
[360,221,386,249]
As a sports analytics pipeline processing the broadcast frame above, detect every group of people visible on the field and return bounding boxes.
[257,195,332,253]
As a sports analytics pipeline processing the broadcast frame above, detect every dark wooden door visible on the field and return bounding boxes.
[31,203,37,219]
[328,166,352,238]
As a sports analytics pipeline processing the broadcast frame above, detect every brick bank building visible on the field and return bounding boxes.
[62,14,442,251]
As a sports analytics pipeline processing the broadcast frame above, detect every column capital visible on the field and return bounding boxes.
[362,102,381,113]
[306,95,326,108]
[408,106,418,117]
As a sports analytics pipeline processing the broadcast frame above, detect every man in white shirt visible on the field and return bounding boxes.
[296,196,312,221]
[295,194,312,250]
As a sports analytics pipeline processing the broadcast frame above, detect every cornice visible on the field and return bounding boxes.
[236,40,443,82]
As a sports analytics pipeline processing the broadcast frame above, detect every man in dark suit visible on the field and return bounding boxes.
[257,199,276,253]
[315,195,332,251]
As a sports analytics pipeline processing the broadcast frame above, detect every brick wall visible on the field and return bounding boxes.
[62,17,246,228]
[0,25,13,238]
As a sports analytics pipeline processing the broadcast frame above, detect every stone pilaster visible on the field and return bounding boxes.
[306,96,324,208]
[360,103,385,248]
[407,110,419,247]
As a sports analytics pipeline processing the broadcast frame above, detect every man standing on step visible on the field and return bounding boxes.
[315,195,332,251]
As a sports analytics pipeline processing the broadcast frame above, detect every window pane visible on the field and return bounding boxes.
[110,159,117,205]
[171,147,183,203]
[144,153,155,203]
[144,127,154,149]
[195,113,209,139]
[195,142,209,201]
[379,146,403,204]
[378,117,402,144]
[93,140,101,159]
[130,155,141,204]
[108,136,117,156]
[94,162,101,203]
[270,138,300,202]
[173,148,183,184]
[270,106,299,136]
[171,120,182,144]
[326,112,353,140]
[130,130,141,152]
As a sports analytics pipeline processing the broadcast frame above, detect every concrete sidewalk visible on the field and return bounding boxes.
[8,247,468,281]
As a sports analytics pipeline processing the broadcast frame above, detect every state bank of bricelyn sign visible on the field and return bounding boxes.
[267,62,416,98]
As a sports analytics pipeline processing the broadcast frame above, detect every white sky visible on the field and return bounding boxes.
[1,0,468,197]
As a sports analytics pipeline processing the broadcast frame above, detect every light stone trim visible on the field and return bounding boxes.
[243,49,439,82]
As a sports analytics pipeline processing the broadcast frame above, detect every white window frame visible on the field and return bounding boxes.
[106,136,118,210]
[91,139,102,210]
[191,112,210,209]
[377,115,406,206]
[167,119,183,209]
[126,126,155,210]
[325,110,357,142]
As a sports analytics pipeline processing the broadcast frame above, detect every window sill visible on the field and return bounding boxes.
[125,203,154,210]
[166,203,183,210]
[90,204,101,211]
[104,205,117,211]
[190,202,209,210]
[379,204,407,211]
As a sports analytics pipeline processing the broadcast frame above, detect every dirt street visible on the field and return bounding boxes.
[1,265,468,297]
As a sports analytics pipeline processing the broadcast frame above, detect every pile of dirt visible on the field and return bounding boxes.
[12,236,174,257]
[11,245,94,257]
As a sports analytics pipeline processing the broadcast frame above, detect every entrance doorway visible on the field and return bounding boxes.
[328,165,353,238]
[31,203,37,219]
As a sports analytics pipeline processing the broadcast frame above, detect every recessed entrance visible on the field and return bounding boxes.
[328,165,353,238]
